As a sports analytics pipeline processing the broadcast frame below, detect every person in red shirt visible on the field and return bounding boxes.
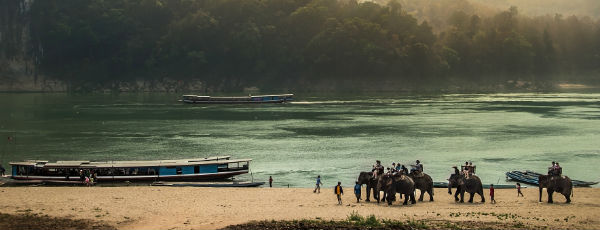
[517,183,524,197]
[490,184,496,204]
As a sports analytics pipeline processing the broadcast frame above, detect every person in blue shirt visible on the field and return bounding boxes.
[354,181,362,203]
[313,175,323,193]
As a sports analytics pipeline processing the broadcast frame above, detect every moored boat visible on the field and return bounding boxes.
[181,94,293,104]
[9,156,251,182]
[433,181,523,189]
[506,170,598,187]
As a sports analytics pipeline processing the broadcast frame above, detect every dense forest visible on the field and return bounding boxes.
[6,0,600,91]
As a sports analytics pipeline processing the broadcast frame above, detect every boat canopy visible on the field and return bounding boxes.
[9,156,250,168]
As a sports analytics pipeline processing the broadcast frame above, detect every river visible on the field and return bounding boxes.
[1,93,599,187]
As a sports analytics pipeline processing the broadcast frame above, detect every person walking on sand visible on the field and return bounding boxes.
[269,176,273,187]
[490,184,496,204]
[314,175,323,193]
[354,181,361,203]
[334,182,344,205]
[516,183,524,197]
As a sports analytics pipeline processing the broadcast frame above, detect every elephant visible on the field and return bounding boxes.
[378,174,416,205]
[408,171,434,201]
[448,173,485,203]
[538,175,572,203]
[357,171,379,202]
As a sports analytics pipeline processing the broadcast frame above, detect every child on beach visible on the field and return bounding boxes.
[517,183,524,197]
[314,175,323,193]
[354,181,361,203]
[490,184,496,203]
[334,182,344,205]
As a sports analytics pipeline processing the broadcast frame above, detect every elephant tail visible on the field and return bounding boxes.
[572,184,574,197]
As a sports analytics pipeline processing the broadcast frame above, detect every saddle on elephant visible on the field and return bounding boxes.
[409,170,424,178]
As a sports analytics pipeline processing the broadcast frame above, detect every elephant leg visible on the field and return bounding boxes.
[403,194,409,205]
[428,189,434,201]
[418,189,424,201]
[454,189,460,202]
[564,193,571,203]
[547,190,553,203]
[480,190,486,203]
[460,191,465,203]
[411,193,416,204]
[538,187,543,202]
[468,192,474,203]
[365,186,371,202]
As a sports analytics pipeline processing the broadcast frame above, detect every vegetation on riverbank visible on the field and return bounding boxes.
[1,0,598,92]
[220,211,538,230]
[0,212,116,230]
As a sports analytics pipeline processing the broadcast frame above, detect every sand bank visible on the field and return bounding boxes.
[0,186,598,229]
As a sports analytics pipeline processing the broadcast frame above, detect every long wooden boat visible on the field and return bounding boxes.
[433,181,524,189]
[506,170,598,187]
[181,94,293,104]
[9,156,251,182]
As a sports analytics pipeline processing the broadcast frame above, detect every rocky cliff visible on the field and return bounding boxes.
[0,0,64,91]
[0,0,204,92]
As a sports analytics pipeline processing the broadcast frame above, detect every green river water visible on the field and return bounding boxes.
[0,93,599,187]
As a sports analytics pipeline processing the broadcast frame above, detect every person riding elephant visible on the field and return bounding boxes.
[408,170,434,201]
[357,171,380,202]
[378,174,416,205]
[538,175,572,203]
[448,170,485,203]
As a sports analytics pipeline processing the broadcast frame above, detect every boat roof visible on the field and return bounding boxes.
[10,156,252,168]
[183,94,293,97]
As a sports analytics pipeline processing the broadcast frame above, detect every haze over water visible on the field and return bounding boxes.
[1,93,599,187]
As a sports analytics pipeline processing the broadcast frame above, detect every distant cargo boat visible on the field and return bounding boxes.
[9,156,251,182]
[181,94,293,104]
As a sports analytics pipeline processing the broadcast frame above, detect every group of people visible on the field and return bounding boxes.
[312,159,533,205]
[451,161,476,178]
[372,159,424,178]
[79,169,97,186]
[548,161,562,176]
[337,159,425,205]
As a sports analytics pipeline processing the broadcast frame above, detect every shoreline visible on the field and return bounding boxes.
[0,187,598,229]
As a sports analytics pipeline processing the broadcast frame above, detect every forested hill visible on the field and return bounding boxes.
[1,0,599,92]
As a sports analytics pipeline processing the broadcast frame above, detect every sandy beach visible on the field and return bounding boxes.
[0,186,598,229]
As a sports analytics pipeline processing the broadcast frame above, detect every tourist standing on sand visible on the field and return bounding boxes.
[516,183,524,197]
[314,175,323,193]
[354,181,361,203]
[0,164,5,176]
[490,184,496,204]
[269,176,273,187]
[334,182,344,205]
